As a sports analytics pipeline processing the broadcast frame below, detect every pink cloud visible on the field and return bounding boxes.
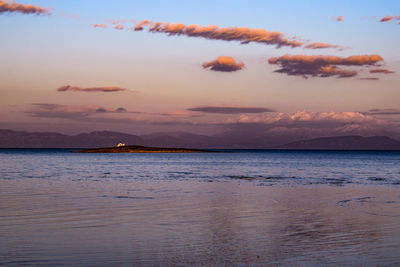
[219,110,400,143]
[113,24,124,30]
[232,111,377,124]
[333,15,344,22]
[226,110,395,136]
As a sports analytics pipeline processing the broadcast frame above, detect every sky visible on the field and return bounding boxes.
[1,0,400,140]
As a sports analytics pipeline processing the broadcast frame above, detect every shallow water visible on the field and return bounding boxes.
[1,149,400,266]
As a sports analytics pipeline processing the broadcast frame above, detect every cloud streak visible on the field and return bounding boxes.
[268,54,383,78]
[0,0,51,15]
[188,106,275,114]
[27,104,99,119]
[304,42,346,51]
[132,20,303,48]
[358,77,379,81]
[380,15,400,22]
[158,110,203,118]
[365,109,400,115]
[369,69,394,74]
[27,104,137,120]
[57,85,126,92]
[202,56,245,72]
[93,23,107,28]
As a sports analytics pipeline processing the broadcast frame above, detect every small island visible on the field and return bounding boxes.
[74,144,216,153]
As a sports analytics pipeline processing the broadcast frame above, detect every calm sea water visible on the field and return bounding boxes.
[1,149,400,266]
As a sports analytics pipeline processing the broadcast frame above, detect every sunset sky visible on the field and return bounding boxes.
[1,0,399,139]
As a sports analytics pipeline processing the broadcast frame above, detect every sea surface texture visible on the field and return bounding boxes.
[1,149,400,266]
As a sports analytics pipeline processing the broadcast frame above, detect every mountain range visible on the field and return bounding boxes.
[1,129,400,150]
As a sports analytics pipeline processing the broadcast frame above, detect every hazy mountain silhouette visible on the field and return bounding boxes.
[1,129,400,150]
[0,130,143,148]
[0,129,292,148]
[275,136,400,150]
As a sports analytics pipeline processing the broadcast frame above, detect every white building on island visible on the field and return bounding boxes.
[117,142,126,147]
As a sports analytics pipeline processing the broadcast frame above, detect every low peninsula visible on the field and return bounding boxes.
[74,145,216,153]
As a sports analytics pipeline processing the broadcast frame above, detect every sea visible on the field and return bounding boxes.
[1,149,400,266]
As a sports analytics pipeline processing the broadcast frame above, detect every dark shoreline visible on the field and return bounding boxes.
[74,145,218,153]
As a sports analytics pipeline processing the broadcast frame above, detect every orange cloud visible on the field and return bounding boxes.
[369,69,395,74]
[133,19,151,31]
[0,0,51,15]
[202,56,245,72]
[93,24,107,28]
[268,54,383,78]
[132,20,303,48]
[380,15,400,22]
[319,66,357,78]
[57,85,126,92]
[304,42,346,51]
[333,15,344,22]
[113,24,124,30]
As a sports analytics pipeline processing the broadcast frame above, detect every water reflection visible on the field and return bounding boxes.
[2,178,400,266]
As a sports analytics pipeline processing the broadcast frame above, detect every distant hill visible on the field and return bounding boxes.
[275,136,400,150]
